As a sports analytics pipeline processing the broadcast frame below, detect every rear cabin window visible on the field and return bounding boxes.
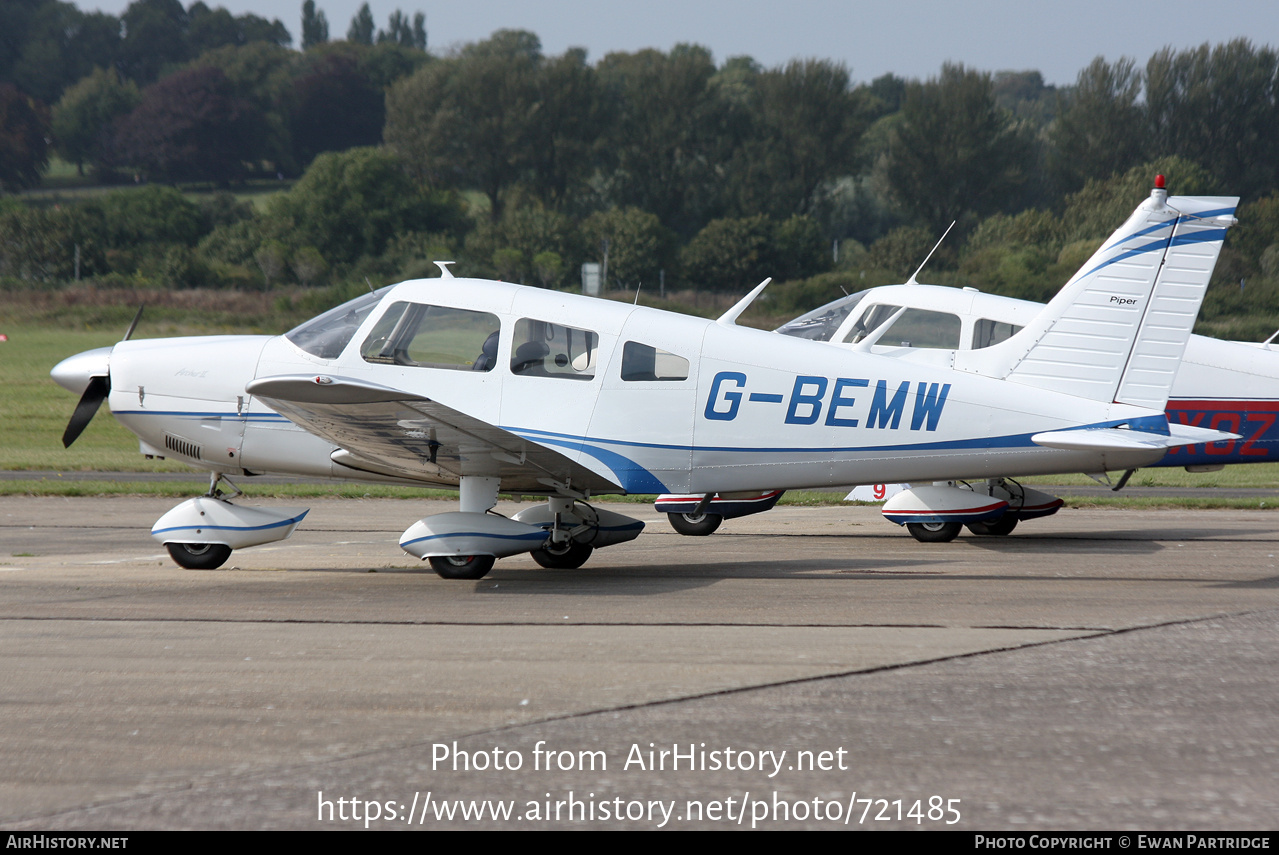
[620,342,689,381]
[972,318,1022,349]
[510,318,598,380]
[360,302,501,371]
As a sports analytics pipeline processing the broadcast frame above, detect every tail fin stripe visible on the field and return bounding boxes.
[1082,235,1175,279]
[1103,222,1175,251]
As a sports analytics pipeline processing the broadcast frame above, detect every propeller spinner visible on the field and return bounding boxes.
[52,306,143,448]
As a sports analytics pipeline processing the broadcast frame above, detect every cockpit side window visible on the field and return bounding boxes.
[360,301,501,371]
[620,342,689,381]
[511,318,598,380]
[286,288,388,359]
[972,318,1022,349]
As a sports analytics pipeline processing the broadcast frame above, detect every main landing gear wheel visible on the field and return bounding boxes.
[530,541,594,569]
[967,516,1019,536]
[905,521,963,543]
[667,512,722,536]
[428,554,496,580]
[166,542,232,570]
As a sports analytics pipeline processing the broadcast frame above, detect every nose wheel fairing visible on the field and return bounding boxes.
[150,496,310,554]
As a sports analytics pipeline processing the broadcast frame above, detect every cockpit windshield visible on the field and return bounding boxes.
[286,287,390,359]
[774,289,871,341]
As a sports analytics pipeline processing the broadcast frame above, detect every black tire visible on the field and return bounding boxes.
[428,554,496,579]
[667,512,722,536]
[905,521,962,543]
[530,541,594,569]
[967,516,1019,536]
[166,542,232,570]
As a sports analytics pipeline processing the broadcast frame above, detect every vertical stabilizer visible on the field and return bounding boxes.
[1112,196,1238,408]
[958,179,1237,408]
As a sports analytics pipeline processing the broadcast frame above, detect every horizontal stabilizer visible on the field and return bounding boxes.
[1032,424,1241,453]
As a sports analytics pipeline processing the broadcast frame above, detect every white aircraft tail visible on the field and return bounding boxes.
[959,179,1238,409]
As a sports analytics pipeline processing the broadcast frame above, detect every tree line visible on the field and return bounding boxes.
[2,5,1279,340]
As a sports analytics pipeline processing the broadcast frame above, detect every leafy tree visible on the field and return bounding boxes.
[884,63,1036,233]
[464,200,579,284]
[991,70,1057,125]
[266,146,460,265]
[236,13,291,47]
[723,59,869,221]
[531,250,563,288]
[681,215,774,292]
[356,40,430,89]
[52,67,141,175]
[865,73,907,117]
[527,47,601,211]
[582,207,674,289]
[347,3,374,45]
[288,50,383,167]
[254,240,288,286]
[0,83,50,193]
[115,65,267,183]
[865,225,935,277]
[1146,40,1279,194]
[120,0,189,84]
[291,245,327,285]
[386,30,542,221]
[301,0,329,49]
[186,3,241,54]
[0,206,74,280]
[191,42,298,171]
[595,45,727,236]
[770,215,830,281]
[94,185,211,247]
[5,1,122,105]
[378,10,425,50]
[1049,57,1146,194]
[186,3,291,53]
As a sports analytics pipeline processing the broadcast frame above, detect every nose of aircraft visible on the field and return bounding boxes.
[50,346,112,395]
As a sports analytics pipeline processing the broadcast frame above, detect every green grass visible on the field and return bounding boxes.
[20,170,293,210]
[1059,496,1274,510]
[0,327,188,471]
[1022,465,1279,489]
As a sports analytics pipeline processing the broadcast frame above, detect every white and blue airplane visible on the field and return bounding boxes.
[776,245,1279,535]
[663,180,1263,540]
[51,178,1240,576]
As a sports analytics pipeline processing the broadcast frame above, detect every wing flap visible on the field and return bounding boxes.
[246,374,621,494]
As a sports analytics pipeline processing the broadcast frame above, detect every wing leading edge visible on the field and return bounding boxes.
[246,374,622,495]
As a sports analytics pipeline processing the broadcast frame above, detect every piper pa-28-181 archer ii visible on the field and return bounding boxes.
[52,177,1240,577]
[771,207,1279,541]
[658,178,1251,541]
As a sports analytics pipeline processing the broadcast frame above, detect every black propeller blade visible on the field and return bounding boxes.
[62,375,110,448]
[122,305,144,342]
[60,306,142,448]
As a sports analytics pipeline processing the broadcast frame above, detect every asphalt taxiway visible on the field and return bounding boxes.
[1,496,1276,830]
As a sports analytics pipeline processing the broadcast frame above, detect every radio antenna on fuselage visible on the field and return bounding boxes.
[905,220,955,286]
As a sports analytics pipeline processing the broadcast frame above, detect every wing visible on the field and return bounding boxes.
[246,374,621,495]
